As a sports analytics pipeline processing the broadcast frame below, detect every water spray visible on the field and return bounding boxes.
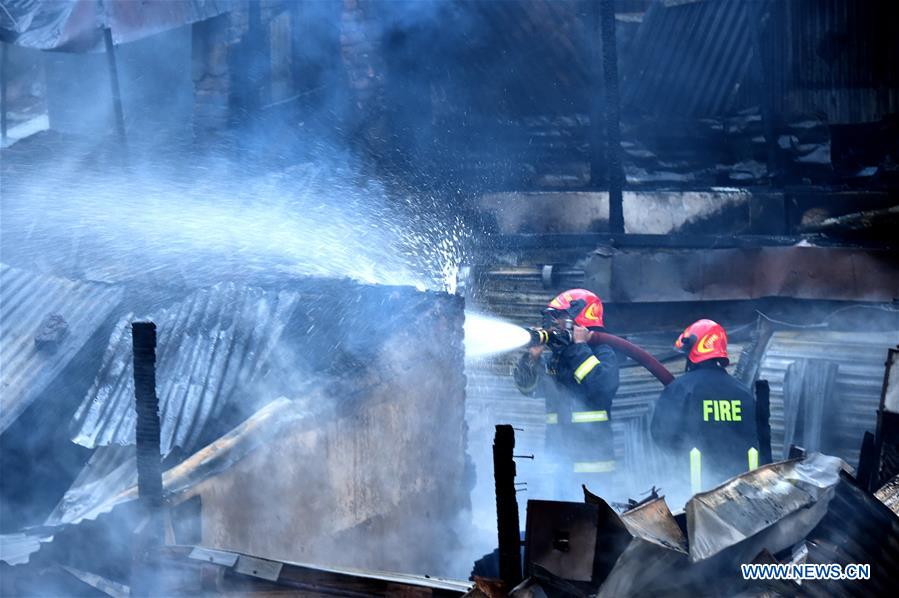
[463,313,531,359]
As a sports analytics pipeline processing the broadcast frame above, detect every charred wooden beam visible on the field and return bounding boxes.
[493,424,522,590]
[755,380,772,465]
[132,321,163,597]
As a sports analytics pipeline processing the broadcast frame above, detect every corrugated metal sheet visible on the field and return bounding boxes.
[70,282,300,456]
[45,445,136,527]
[467,266,587,326]
[0,532,53,566]
[0,0,233,52]
[0,263,124,434]
[804,472,899,596]
[759,330,899,467]
[622,0,757,117]
[775,0,899,123]
[49,398,305,527]
[685,453,845,563]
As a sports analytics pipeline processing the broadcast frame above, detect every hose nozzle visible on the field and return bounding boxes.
[526,327,572,349]
[527,327,550,347]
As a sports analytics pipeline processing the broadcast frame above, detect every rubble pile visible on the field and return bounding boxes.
[470,452,899,598]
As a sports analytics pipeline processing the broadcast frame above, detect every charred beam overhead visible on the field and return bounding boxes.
[483,233,808,250]
[599,0,624,234]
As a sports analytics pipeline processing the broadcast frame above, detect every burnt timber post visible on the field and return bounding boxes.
[755,379,772,465]
[132,321,164,597]
[493,424,522,589]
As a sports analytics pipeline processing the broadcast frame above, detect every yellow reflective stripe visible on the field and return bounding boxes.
[573,460,616,473]
[690,447,702,494]
[546,412,559,425]
[748,447,759,471]
[571,410,609,423]
[573,355,601,383]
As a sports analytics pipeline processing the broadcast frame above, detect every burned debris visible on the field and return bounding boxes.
[471,435,899,598]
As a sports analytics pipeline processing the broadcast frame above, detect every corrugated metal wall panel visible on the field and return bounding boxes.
[468,267,587,326]
[775,0,899,122]
[759,330,899,467]
[0,264,124,434]
[622,0,756,117]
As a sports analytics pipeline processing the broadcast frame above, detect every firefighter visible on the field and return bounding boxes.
[650,319,758,494]
[513,289,620,494]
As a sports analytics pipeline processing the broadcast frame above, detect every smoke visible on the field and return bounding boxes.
[1,4,480,588]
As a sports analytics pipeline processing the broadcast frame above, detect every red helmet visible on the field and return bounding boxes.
[675,319,728,364]
[545,289,605,328]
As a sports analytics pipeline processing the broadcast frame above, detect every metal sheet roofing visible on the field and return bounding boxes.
[0,0,232,52]
[0,263,124,434]
[49,397,305,527]
[70,282,301,457]
[0,532,53,566]
[804,471,899,596]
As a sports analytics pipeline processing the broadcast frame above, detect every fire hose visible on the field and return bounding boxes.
[526,327,674,386]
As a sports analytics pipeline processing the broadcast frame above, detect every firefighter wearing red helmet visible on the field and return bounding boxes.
[650,319,758,494]
[513,289,620,494]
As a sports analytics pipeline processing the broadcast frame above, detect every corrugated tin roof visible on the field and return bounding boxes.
[49,397,305,527]
[0,263,124,434]
[70,282,301,456]
[45,445,137,527]
[686,453,845,563]
[772,0,899,123]
[0,0,232,52]
[759,330,899,467]
[804,471,899,596]
[0,532,54,566]
[622,0,756,117]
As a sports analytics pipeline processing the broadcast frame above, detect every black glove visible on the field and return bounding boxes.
[547,328,572,352]
[513,352,540,395]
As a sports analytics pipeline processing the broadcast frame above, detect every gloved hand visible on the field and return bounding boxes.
[513,351,540,395]
[547,328,572,351]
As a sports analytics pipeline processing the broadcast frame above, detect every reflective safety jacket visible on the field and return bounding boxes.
[514,341,620,475]
[650,364,758,492]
